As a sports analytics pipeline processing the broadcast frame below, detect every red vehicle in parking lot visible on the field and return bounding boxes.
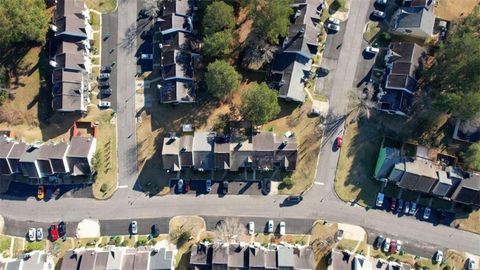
[390,198,397,211]
[390,239,397,253]
[49,224,59,241]
[335,136,343,148]
[184,181,190,193]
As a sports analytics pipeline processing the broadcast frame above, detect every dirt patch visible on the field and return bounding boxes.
[169,216,206,241]
[455,209,480,234]
[310,220,338,268]
[85,0,117,13]
[434,0,478,21]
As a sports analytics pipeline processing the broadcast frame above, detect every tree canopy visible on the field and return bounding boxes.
[203,30,234,59]
[253,0,292,44]
[424,6,480,120]
[462,143,480,171]
[205,60,241,99]
[240,82,280,125]
[202,1,235,36]
[0,0,49,49]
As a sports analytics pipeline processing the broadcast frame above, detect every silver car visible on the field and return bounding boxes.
[326,23,340,32]
[36,228,43,241]
[28,228,36,242]
[267,220,274,233]
[131,221,138,234]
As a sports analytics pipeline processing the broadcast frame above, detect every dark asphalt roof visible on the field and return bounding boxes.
[161,32,191,51]
[55,15,88,37]
[163,0,192,16]
[398,159,438,193]
[452,173,480,206]
[270,53,308,102]
[161,49,191,67]
[55,53,85,71]
[379,89,413,115]
[160,80,195,103]
[159,13,189,32]
[52,69,83,84]
[0,141,15,159]
[179,135,194,166]
[252,133,275,151]
[55,0,85,20]
[212,243,228,265]
[386,74,417,92]
[162,63,193,80]
[20,147,40,179]
[52,81,84,112]
[55,40,86,55]
[67,137,94,158]
[149,248,175,270]
[190,243,212,266]
[7,142,28,159]
[162,154,180,171]
[248,246,266,268]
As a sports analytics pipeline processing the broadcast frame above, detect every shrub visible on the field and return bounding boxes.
[100,184,108,193]
[280,177,293,189]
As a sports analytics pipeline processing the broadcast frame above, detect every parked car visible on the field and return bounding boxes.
[390,239,397,253]
[206,180,212,193]
[151,224,160,237]
[267,220,274,233]
[28,228,36,242]
[396,240,402,253]
[140,54,153,60]
[98,80,110,87]
[375,0,387,4]
[58,222,66,237]
[98,101,111,108]
[423,207,431,220]
[365,46,380,54]
[409,202,417,215]
[372,10,386,19]
[328,17,340,25]
[37,186,45,200]
[177,179,184,193]
[397,199,404,213]
[335,136,343,148]
[326,23,340,32]
[248,221,255,235]
[286,195,303,203]
[375,192,385,207]
[375,235,385,249]
[100,66,112,73]
[390,198,397,211]
[279,221,286,235]
[98,73,110,80]
[335,230,344,241]
[404,201,410,214]
[131,221,138,234]
[184,181,190,193]
[36,228,43,241]
[434,250,443,264]
[467,258,476,270]
[49,224,59,241]
[101,88,112,96]
[262,180,271,195]
[383,237,391,253]
[222,181,228,194]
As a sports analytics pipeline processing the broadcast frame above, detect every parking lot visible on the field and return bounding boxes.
[169,179,263,196]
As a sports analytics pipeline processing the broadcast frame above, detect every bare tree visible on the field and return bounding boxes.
[347,89,375,121]
[142,0,163,18]
[215,218,246,243]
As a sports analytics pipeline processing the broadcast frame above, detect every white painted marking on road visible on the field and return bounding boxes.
[118,185,129,189]
[314,182,325,185]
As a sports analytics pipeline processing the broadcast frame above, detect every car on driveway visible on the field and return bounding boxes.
[262,180,271,195]
[326,23,340,32]
[248,221,255,235]
[372,10,386,19]
[404,201,410,214]
[390,198,397,211]
[100,66,112,73]
[390,239,397,253]
[98,73,110,80]
[328,17,340,25]
[267,220,274,233]
[28,228,36,242]
[279,222,286,235]
[383,238,391,253]
[409,202,417,215]
[375,235,385,249]
[184,181,190,193]
[131,221,138,234]
[36,228,43,241]
[98,101,111,108]
[396,240,402,253]
[434,250,443,264]
[141,54,153,60]
[423,207,431,220]
[375,192,385,207]
[151,224,160,237]
[99,80,110,87]
[177,179,184,193]
[37,186,45,200]
[49,224,59,242]
[335,136,343,148]
[365,46,380,54]
[397,199,404,213]
[58,222,66,237]
[206,180,212,193]
[222,181,228,194]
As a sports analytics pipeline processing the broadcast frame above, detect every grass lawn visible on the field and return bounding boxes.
[334,115,384,207]
[12,238,24,257]
[85,0,117,13]
[76,238,100,248]
[434,0,478,21]
[89,12,101,32]
[363,22,380,43]
[455,209,480,234]
[336,239,358,252]
[24,240,46,252]
[92,32,101,56]
[50,238,75,264]
[169,216,205,242]
[0,235,11,256]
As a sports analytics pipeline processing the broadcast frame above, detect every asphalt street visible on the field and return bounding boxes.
[0,0,479,259]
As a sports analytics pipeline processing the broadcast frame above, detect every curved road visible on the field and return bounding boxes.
[1,0,479,257]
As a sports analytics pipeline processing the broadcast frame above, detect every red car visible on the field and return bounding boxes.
[335,136,343,148]
[390,198,397,211]
[390,239,397,253]
[184,181,190,193]
[49,224,59,241]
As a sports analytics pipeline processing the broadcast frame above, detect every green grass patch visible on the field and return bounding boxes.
[89,12,101,32]
[12,238,23,257]
[24,240,46,252]
[85,0,117,13]
[336,239,358,252]
[363,22,381,43]
[0,236,11,253]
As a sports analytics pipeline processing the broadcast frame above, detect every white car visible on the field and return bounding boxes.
[141,54,153,60]
[248,221,255,235]
[375,192,385,207]
[279,221,286,236]
[267,220,274,233]
[28,228,36,242]
[396,240,402,253]
[326,23,340,32]
[434,250,443,264]
[131,221,138,234]
[365,46,380,54]
[98,101,111,108]
[328,17,340,25]
[206,180,212,193]
[467,258,476,270]
[409,202,417,215]
[423,207,431,220]
[98,73,110,80]
[383,237,391,252]
[372,10,386,19]
[36,228,43,241]
[375,0,387,4]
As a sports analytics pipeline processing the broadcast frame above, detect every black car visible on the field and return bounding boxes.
[100,66,112,73]
[262,180,271,195]
[99,80,110,87]
[222,181,228,194]
[286,195,303,202]
[151,224,160,237]
[101,88,112,97]
[375,235,385,249]
[58,221,66,237]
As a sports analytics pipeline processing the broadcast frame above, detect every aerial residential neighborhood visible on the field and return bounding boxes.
[0,0,479,269]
